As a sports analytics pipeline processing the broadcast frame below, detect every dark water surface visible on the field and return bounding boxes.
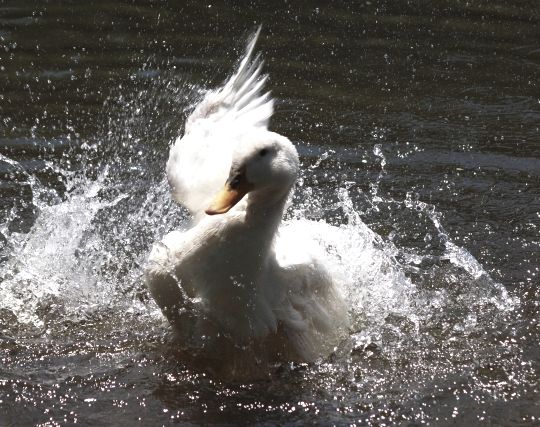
[1,1,539,425]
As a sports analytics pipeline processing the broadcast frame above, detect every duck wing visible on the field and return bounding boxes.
[166,27,274,219]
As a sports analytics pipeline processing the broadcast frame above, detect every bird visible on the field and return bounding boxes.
[145,28,349,378]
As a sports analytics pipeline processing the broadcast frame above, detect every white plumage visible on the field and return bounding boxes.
[146,28,348,378]
[166,27,273,221]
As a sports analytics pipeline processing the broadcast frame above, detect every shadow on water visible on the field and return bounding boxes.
[1,1,539,425]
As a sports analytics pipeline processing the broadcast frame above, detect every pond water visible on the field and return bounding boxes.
[1,1,539,425]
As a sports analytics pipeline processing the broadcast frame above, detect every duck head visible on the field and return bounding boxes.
[205,131,299,215]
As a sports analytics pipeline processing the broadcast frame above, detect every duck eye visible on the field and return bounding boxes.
[229,173,242,189]
[259,148,268,157]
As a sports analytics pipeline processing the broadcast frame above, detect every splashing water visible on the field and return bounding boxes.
[1,163,132,327]
[0,63,530,427]
[0,72,516,383]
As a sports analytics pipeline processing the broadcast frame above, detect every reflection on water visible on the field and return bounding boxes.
[1,1,539,425]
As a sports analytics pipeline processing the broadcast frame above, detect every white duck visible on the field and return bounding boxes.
[145,29,348,375]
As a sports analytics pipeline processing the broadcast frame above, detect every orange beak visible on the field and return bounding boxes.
[205,170,254,215]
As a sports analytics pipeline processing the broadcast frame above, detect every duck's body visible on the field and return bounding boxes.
[145,29,348,373]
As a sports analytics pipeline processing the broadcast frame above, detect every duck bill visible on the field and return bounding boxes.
[205,180,253,215]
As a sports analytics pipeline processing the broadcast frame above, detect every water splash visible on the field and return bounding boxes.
[285,141,516,362]
[0,75,193,331]
[0,71,515,378]
[0,164,128,327]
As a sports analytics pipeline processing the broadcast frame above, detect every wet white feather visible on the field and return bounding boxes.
[167,27,273,219]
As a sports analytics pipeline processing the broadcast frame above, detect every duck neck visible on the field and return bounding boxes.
[244,187,290,236]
